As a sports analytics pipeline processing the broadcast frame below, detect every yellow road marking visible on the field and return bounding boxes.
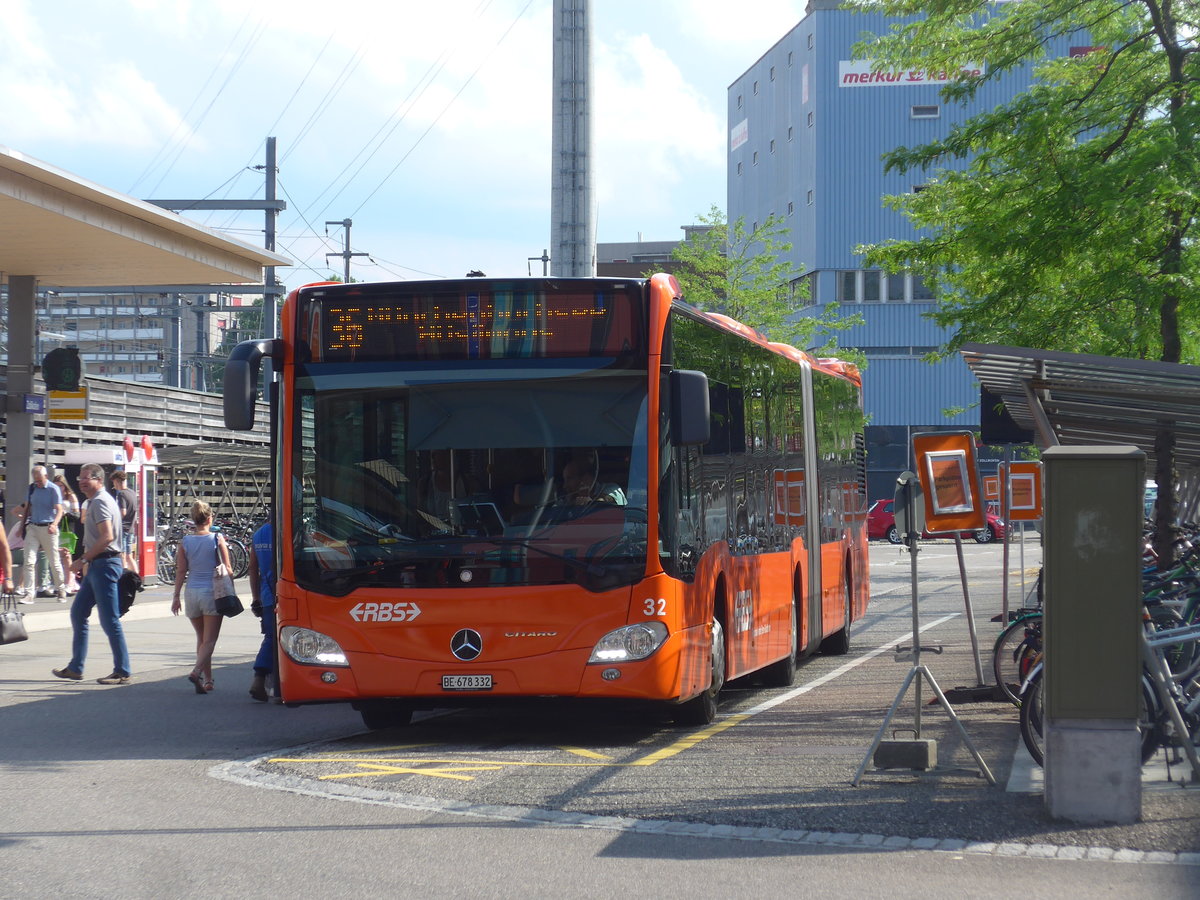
[332,743,442,754]
[321,762,503,782]
[629,714,750,766]
[558,746,614,760]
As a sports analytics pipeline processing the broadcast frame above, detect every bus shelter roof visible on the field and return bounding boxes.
[0,145,289,286]
[959,343,1200,475]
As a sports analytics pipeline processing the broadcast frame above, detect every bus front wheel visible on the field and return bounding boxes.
[674,618,725,726]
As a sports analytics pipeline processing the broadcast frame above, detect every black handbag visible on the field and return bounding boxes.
[0,592,29,645]
[212,544,243,618]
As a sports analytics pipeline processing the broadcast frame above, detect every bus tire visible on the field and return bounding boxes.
[760,601,798,687]
[674,617,725,726]
[357,700,413,730]
[818,581,852,656]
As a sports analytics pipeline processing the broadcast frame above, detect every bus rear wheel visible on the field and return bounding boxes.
[818,581,852,656]
[674,618,725,726]
[356,700,413,730]
[760,601,798,687]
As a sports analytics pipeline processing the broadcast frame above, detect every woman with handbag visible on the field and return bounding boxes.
[169,500,232,694]
[53,474,81,594]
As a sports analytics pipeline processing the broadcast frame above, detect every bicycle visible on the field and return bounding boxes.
[1018,616,1200,776]
[992,569,1042,705]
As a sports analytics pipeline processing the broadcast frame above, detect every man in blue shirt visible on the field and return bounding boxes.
[19,465,66,601]
[247,519,276,702]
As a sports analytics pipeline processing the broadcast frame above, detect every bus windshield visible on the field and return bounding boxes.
[292,365,649,593]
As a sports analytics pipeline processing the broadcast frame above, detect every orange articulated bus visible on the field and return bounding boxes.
[224,274,868,729]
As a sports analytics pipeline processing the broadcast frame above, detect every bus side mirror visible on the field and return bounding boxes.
[670,369,710,447]
[223,339,281,431]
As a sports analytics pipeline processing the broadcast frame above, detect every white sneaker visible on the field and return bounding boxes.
[57,592,68,603]
[17,598,34,605]
[13,589,28,598]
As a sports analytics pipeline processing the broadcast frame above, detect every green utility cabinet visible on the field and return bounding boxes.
[1042,446,1145,720]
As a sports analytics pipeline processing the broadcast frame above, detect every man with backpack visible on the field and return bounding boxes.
[109,471,137,571]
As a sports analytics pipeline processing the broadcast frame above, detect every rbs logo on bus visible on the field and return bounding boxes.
[350,601,422,623]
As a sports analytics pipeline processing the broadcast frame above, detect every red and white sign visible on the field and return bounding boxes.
[839,60,985,87]
[730,119,748,151]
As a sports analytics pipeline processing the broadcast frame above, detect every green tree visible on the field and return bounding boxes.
[670,206,857,352]
[850,0,1200,561]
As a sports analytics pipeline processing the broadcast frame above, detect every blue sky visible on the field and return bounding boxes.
[1,0,807,289]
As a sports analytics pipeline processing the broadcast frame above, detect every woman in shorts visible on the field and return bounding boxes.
[170,500,233,694]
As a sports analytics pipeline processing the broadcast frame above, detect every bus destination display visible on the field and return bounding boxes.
[306,288,644,361]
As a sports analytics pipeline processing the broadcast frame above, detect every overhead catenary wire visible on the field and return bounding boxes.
[344,0,536,221]
[146,18,269,197]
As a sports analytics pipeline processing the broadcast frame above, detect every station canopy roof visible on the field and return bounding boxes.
[153,443,271,474]
[0,145,289,287]
[960,343,1200,472]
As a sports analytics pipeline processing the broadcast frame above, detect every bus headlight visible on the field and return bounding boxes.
[588,622,669,663]
[280,626,350,667]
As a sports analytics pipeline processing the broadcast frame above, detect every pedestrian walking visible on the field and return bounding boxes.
[7,503,31,603]
[0,518,13,597]
[51,462,132,685]
[52,473,81,594]
[109,471,138,571]
[247,518,276,702]
[170,500,232,694]
[19,465,66,601]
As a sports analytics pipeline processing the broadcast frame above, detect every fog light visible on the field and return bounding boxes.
[321,671,339,683]
[601,668,621,681]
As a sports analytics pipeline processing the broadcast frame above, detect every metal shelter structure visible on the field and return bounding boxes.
[154,443,273,528]
[960,343,1200,520]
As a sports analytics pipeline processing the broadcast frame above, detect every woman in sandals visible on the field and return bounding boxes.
[170,500,232,693]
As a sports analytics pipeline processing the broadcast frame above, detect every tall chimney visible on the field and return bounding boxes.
[550,0,595,277]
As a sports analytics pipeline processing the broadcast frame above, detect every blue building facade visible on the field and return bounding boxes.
[728,1,1079,496]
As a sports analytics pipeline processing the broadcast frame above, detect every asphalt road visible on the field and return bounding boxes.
[2,540,1198,898]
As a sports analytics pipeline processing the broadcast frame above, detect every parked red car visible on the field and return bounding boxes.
[866,498,1006,544]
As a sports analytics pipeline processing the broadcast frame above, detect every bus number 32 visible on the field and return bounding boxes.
[643,598,667,617]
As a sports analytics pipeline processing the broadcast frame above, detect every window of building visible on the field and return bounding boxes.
[887,273,906,303]
[753,151,759,166]
[753,80,759,95]
[863,270,881,303]
[788,51,794,67]
[912,184,928,193]
[911,105,940,119]
[737,94,743,109]
[787,201,794,215]
[769,66,775,81]
[806,189,814,205]
[737,161,743,176]
[807,110,814,127]
[836,271,858,303]
[769,139,775,153]
[787,126,794,141]
[911,275,934,301]
[807,34,813,49]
